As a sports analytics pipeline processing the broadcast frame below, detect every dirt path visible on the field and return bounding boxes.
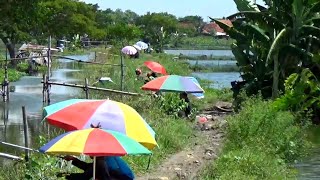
[136,102,232,180]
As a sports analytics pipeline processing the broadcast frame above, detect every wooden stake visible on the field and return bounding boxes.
[3,47,9,102]
[47,36,52,104]
[42,74,46,102]
[120,51,124,92]
[85,78,89,99]
[22,106,29,162]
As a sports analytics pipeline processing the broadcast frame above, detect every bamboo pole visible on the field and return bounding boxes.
[120,51,124,92]
[47,36,52,104]
[0,153,23,161]
[22,106,29,162]
[0,141,38,152]
[52,55,124,66]
[41,81,140,96]
[3,47,9,102]
[42,74,47,102]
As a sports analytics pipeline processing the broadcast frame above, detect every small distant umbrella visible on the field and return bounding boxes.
[144,61,167,75]
[121,46,137,55]
[132,45,142,51]
[135,41,148,50]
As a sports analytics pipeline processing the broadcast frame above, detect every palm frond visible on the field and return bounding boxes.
[266,28,292,65]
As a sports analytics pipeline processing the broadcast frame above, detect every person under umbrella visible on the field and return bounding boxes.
[179,92,192,117]
[60,156,109,180]
[61,156,132,180]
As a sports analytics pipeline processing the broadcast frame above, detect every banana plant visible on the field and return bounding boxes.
[211,0,320,100]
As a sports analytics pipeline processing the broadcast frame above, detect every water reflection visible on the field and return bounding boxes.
[0,54,91,164]
[296,127,320,179]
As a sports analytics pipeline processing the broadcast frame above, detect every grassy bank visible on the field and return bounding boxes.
[189,64,239,72]
[178,55,235,61]
[0,48,231,179]
[167,36,233,50]
[201,95,310,179]
[73,49,232,173]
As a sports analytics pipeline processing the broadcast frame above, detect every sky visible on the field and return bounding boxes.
[83,0,265,22]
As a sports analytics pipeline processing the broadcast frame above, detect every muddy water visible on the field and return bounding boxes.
[296,127,320,180]
[0,54,92,164]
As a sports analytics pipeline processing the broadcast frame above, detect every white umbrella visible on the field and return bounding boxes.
[121,46,137,55]
[135,41,148,50]
[133,44,142,51]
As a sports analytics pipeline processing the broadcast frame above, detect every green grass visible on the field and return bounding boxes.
[200,95,310,180]
[179,55,235,60]
[0,68,26,82]
[189,64,239,72]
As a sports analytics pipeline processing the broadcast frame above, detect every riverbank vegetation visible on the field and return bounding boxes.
[201,95,310,179]
[178,54,235,60]
[190,64,239,72]
[167,36,234,50]
[201,0,320,179]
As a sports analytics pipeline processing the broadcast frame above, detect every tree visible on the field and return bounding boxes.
[106,23,142,45]
[0,0,41,58]
[39,0,105,41]
[96,8,139,28]
[179,15,204,34]
[137,12,178,52]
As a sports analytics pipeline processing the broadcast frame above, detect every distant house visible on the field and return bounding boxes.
[201,19,233,38]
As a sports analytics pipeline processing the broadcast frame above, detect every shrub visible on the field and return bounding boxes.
[201,96,308,179]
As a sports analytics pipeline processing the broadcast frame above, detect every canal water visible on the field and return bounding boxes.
[296,127,320,180]
[0,54,92,165]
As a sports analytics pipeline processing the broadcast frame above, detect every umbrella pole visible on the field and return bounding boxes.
[146,155,152,170]
[93,156,96,180]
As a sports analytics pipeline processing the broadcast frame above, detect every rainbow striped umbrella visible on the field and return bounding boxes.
[43,99,157,150]
[141,75,204,93]
[39,128,151,179]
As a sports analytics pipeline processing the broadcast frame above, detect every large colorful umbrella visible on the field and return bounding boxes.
[121,46,137,55]
[43,99,157,150]
[144,61,167,75]
[39,128,151,179]
[135,41,148,50]
[141,75,204,93]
